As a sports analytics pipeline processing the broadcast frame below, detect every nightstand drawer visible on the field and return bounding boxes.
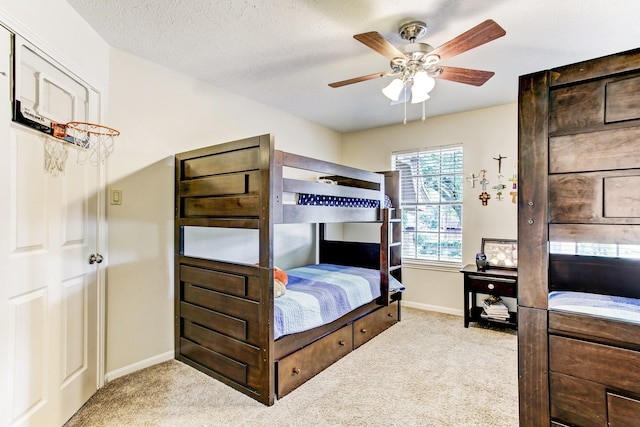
[467,274,516,297]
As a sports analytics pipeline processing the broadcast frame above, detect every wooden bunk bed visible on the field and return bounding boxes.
[518,47,640,425]
[174,134,403,406]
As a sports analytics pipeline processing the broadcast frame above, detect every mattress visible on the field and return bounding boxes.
[273,263,404,339]
[549,291,640,325]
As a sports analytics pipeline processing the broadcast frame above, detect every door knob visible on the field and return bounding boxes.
[89,254,104,264]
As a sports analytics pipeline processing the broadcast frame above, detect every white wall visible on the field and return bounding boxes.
[342,103,518,314]
[105,49,343,375]
[0,0,109,94]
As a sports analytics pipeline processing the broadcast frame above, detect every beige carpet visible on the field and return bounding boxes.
[65,308,518,427]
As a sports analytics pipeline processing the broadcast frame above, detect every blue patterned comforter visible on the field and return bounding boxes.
[274,264,404,339]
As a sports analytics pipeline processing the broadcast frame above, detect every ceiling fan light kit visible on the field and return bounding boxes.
[382,78,405,101]
[410,71,435,104]
[329,19,506,123]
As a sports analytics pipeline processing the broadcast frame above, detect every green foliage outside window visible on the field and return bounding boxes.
[393,146,463,263]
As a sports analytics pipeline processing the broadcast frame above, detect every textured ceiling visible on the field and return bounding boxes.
[67,0,640,133]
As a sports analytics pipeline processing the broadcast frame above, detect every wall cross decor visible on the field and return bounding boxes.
[478,191,491,206]
[478,169,491,206]
[466,172,479,188]
[493,154,507,173]
[509,172,518,204]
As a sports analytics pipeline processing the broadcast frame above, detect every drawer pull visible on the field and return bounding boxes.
[360,328,367,334]
[339,340,346,346]
[292,367,301,375]
[488,283,495,290]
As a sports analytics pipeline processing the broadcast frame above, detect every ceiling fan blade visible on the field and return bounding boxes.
[328,71,393,88]
[430,19,506,62]
[353,31,406,61]
[435,66,495,86]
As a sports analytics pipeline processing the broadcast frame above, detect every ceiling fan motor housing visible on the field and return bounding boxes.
[393,21,441,75]
[399,20,428,41]
[393,43,439,76]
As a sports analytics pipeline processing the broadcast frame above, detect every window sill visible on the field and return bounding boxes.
[402,259,462,273]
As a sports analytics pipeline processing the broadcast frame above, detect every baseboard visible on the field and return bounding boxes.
[104,350,174,383]
[403,301,464,317]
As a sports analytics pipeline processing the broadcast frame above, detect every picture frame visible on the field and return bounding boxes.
[481,238,518,270]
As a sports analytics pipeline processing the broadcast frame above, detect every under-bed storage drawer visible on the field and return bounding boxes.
[277,324,353,398]
[549,334,640,426]
[354,302,398,349]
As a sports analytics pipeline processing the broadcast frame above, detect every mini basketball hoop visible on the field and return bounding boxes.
[64,121,121,166]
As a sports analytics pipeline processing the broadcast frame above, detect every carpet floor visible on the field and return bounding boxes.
[65,307,518,426]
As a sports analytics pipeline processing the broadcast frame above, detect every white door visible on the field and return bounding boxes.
[0,28,101,427]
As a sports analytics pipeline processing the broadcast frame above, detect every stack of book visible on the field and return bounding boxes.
[481,295,510,321]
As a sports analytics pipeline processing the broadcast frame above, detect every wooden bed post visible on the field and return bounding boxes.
[379,209,391,306]
[174,155,184,360]
[258,134,275,405]
[518,70,551,425]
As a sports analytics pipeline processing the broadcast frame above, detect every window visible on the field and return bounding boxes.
[393,145,463,263]
[550,242,640,259]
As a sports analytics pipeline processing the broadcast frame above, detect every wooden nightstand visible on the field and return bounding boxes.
[460,264,517,329]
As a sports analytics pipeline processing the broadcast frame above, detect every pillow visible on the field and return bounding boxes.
[256,264,288,297]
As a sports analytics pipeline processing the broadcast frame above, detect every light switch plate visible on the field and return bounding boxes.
[110,189,122,205]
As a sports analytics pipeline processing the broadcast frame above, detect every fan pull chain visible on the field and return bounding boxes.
[403,84,407,125]
[403,101,407,125]
[422,101,426,122]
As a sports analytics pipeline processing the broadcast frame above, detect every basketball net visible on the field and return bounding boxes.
[44,121,120,175]
[65,121,120,166]
[44,136,69,176]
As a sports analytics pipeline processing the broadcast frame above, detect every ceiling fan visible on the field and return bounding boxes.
[329,19,506,105]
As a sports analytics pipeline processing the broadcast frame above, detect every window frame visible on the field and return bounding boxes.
[392,144,463,266]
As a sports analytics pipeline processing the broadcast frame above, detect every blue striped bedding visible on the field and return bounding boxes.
[274,263,404,339]
[549,291,640,324]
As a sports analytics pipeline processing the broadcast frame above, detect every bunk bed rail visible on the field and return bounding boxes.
[175,134,390,227]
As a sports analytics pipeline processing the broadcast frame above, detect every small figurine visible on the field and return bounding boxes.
[476,253,487,271]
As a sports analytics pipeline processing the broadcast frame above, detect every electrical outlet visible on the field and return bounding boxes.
[110,189,122,205]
